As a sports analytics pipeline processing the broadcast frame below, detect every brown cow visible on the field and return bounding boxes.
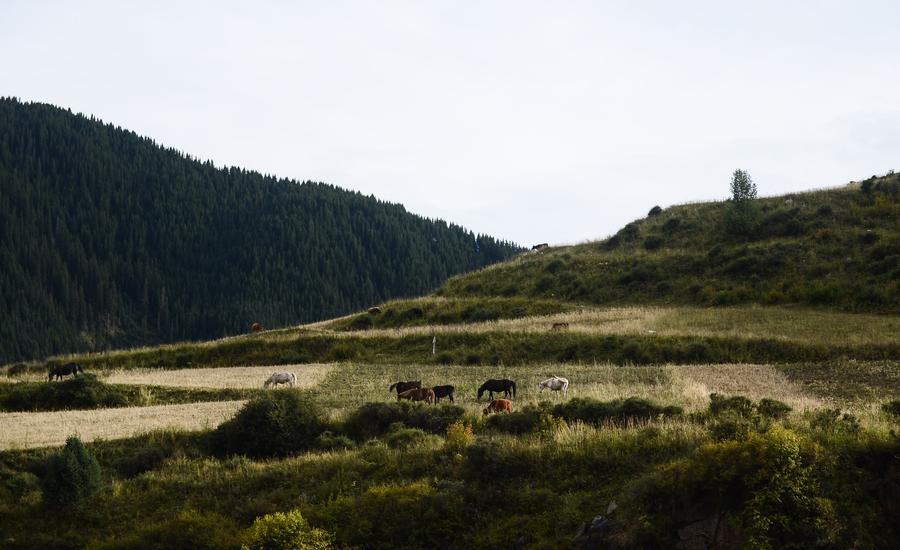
[551,322,569,331]
[398,387,435,404]
[250,322,264,333]
[483,399,513,415]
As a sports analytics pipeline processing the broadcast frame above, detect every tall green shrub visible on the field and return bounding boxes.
[242,509,333,550]
[210,391,328,458]
[42,436,102,507]
[623,426,835,547]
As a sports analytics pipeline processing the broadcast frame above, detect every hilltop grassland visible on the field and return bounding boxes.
[440,176,900,313]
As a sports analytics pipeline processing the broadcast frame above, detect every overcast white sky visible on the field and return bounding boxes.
[3,1,898,245]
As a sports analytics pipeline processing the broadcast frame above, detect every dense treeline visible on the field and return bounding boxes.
[0,98,520,362]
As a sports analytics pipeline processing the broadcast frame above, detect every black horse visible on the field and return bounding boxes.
[389,380,422,394]
[477,379,516,401]
[48,362,83,381]
[432,385,455,403]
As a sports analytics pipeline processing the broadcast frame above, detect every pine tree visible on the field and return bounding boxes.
[42,436,102,507]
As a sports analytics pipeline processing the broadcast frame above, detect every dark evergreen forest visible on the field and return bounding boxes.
[0,98,520,363]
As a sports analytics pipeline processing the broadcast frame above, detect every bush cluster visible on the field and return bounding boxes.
[485,398,682,435]
[0,374,128,412]
[313,481,464,549]
[243,509,333,550]
[342,401,465,441]
[705,393,792,441]
[92,509,241,549]
[808,408,860,434]
[554,397,683,425]
[210,391,328,458]
[882,399,900,418]
[622,427,835,548]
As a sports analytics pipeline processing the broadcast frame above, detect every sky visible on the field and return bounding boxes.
[3,1,899,246]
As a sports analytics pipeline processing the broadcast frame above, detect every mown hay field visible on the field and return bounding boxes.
[5,364,333,389]
[0,400,246,450]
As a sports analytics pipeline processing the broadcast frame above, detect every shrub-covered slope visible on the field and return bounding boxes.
[439,174,900,313]
[0,98,520,363]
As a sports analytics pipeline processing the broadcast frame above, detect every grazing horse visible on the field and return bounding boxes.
[263,372,297,388]
[483,399,513,415]
[551,322,570,331]
[398,387,435,404]
[250,322,264,333]
[48,362,82,381]
[389,380,422,394]
[432,385,455,403]
[477,379,516,401]
[539,376,569,397]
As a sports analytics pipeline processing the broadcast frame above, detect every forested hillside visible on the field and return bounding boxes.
[0,98,520,363]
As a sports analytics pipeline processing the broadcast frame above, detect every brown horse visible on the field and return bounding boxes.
[483,399,513,415]
[250,322,263,333]
[368,306,382,315]
[398,387,435,404]
[551,322,569,331]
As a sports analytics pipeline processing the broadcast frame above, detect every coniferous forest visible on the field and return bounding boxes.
[0,98,521,363]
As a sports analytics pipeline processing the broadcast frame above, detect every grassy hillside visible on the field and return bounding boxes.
[0,98,520,363]
[440,174,900,313]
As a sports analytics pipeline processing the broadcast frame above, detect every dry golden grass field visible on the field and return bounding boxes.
[4,364,333,388]
[0,400,246,451]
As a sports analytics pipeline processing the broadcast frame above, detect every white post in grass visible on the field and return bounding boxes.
[432,336,436,356]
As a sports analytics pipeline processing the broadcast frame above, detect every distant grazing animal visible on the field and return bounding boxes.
[263,372,296,388]
[398,387,435,404]
[368,306,382,315]
[551,322,570,331]
[48,362,82,381]
[483,399,513,415]
[531,243,549,251]
[432,385,455,403]
[539,376,569,397]
[477,379,516,401]
[250,322,264,333]
[389,380,422,394]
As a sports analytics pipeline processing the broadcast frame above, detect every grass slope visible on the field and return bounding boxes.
[441,175,900,313]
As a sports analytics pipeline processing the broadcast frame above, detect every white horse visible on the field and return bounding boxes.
[538,376,569,397]
[263,372,297,389]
